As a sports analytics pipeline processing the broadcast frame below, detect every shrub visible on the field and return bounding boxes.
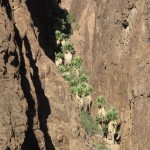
[80,111,100,135]
[96,96,107,107]
[69,78,78,87]
[55,30,67,41]
[104,107,119,123]
[70,86,78,96]
[96,114,106,124]
[55,18,66,31]
[70,57,82,69]
[96,114,101,123]
[76,83,86,97]
[58,65,72,81]
[61,71,71,81]
[79,73,88,83]
[60,19,67,30]
[62,42,75,53]
[97,144,111,150]
[66,14,75,24]
[83,85,93,96]
[73,82,93,97]
[58,65,66,74]
[55,52,64,59]
[72,23,80,31]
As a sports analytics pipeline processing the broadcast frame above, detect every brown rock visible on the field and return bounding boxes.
[0,0,83,149]
[70,0,150,149]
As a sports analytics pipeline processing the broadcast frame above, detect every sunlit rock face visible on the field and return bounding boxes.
[70,0,150,149]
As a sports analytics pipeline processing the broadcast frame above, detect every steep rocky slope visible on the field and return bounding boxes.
[0,0,107,150]
[0,0,82,149]
[0,0,150,150]
[69,0,150,149]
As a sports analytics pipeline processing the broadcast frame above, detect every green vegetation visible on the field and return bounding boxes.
[60,18,67,30]
[104,107,119,122]
[72,23,80,31]
[70,77,93,97]
[96,96,107,107]
[80,111,100,135]
[79,73,88,83]
[58,65,66,73]
[66,14,80,32]
[95,96,119,136]
[54,12,120,138]
[55,30,67,41]
[66,14,75,24]
[70,57,82,68]
[56,53,93,98]
[62,42,75,53]
[97,144,111,150]
[55,52,64,59]
[78,83,93,97]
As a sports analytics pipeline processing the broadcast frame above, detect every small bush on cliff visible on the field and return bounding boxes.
[71,82,93,97]
[58,65,66,74]
[55,52,64,59]
[83,84,94,96]
[62,42,75,53]
[66,14,75,24]
[97,144,111,150]
[104,107,119,123]
[80,111,100,135]
[55,30,67,41]
[70,57,82,69]
[79,73,88,83]
[96,96,107,107]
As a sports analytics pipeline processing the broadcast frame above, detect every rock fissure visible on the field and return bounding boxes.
[14,26,39,150]
[23,35,55,150]
[1,0,12,21]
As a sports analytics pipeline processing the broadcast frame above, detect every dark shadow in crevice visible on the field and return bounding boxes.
[25,0,71,62]
[6,147,11,150]
[1,0,12,20]
[114,122,121,144]
[122,20,129,29]
[24,35,55,150]
[14,26,40,150]
[9,51,19,67]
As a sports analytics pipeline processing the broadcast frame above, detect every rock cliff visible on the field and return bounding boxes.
[0,0,150,150]
[70,0,150,149]
[0,0,80,149]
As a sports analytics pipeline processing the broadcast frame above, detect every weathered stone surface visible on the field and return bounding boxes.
[0,2,27,149]
[70,0,150,149]
[0,0,83,149]
[1,0,149,149]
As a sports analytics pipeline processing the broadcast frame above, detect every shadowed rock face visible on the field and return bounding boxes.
[70,0,150,149]
[0,0,78,149]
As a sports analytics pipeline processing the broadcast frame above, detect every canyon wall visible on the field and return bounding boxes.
[0,0,103,149]
[0,0,150,149]
[0,0,82,149]
[70,0,150,149]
